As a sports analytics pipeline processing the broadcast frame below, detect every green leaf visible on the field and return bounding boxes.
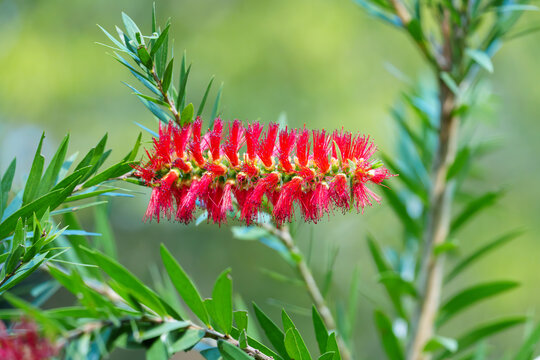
[312,306,329,354]
[446,147,470,180]
[253,302,289,359]
[367,235,406,318]
[514,323,540,360]
[137,46,153,68]
[197,76,215,117]
[325,333,341,360]
[162,58,174,94]
[140,321,190,340]
[440,72,460,95]
[176,54,191,110]
[380,186,421,237]
[0,158,16,219]
[0,190,63,240]
[437,281,519,327]
[281,310,295,333]
[147,338,169,360]
[218,340,252,360]
[284,328,311,360]
[123,132,142,162]
[423,336,458,353]
[436,317,526,359]
[446,229,523,283]
[212,268,233,335]
[3,292,63,335]
[318,352,335,360]
[465,49,494,73]
[239,329,248,349]
[160,244,210,325]
[210,83,224,126]
[374,310,404,360]
[171,328,206,353]
[121,12,143,45]
[150,24,171,57]
[235,310,248,332]
[94,203,117,259]
[81,247,167,316]
[82,161,135,188]
[23,134,45,206]
[181,103,195,126]
[451,191,504,234]
[37,135,70,197]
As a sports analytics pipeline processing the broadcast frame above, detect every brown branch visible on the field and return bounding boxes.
[407,8,460,360]
[259,223,352,360]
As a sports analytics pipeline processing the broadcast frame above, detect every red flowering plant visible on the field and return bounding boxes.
[136,119,392,226]
[0,2,538,360]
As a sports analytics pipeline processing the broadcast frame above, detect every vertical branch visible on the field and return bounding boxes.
[260,224,352,360]
[407,9,460,360]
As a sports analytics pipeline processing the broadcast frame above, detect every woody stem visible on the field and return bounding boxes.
[259,223,353,360]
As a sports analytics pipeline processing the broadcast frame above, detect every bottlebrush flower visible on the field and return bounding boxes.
[0,320,57,360]
[135,119,393,225]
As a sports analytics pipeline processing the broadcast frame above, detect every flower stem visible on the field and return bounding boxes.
[260,223,353,360]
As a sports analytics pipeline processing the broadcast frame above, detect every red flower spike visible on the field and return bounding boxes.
[258,122,279,168]
[245,122,263,162]
[333,129,354,163]
[329,174,350,211]
[296,126,310,167]
[189,117,205,166]
[273,176,303,225]
[241,172,280,225]
[222,119,245,167]
[137,119,393,225]
[278,127,297,173]
[177,174,213,223]
[206,118,223,161]
[172,123,191,159]
[312,130,331,173]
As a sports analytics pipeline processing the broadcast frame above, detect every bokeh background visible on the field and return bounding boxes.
[0,0,539,358]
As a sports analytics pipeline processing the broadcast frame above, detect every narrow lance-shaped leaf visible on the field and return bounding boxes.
[312,305,329,354]
[374,310,404,360]
[212,268,233,335]
[161,58,174,94]
[22,134,45,206]
[197,76,215,117]
[176,53,191,111]
[0,158,16,219]
[514,323,540,360]
[445,229,524,283]
[150,24,170,57]
[37,134,70,197]
[435,317,527,360]
[210,82,224,127]
[218,340,252,360]
[367,235,406,318]
[437,281,519,327]
[451,191,504,234]
[253,302,289,360]
[160,244,209,325]
[81,247,167,317]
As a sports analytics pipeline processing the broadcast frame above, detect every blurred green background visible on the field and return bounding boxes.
[0,0,539,358]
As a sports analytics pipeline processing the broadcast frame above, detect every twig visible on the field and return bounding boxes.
[57,317,273,360]
[47,264,274,360]
[259,223,353,360]
[150,66,182,126]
